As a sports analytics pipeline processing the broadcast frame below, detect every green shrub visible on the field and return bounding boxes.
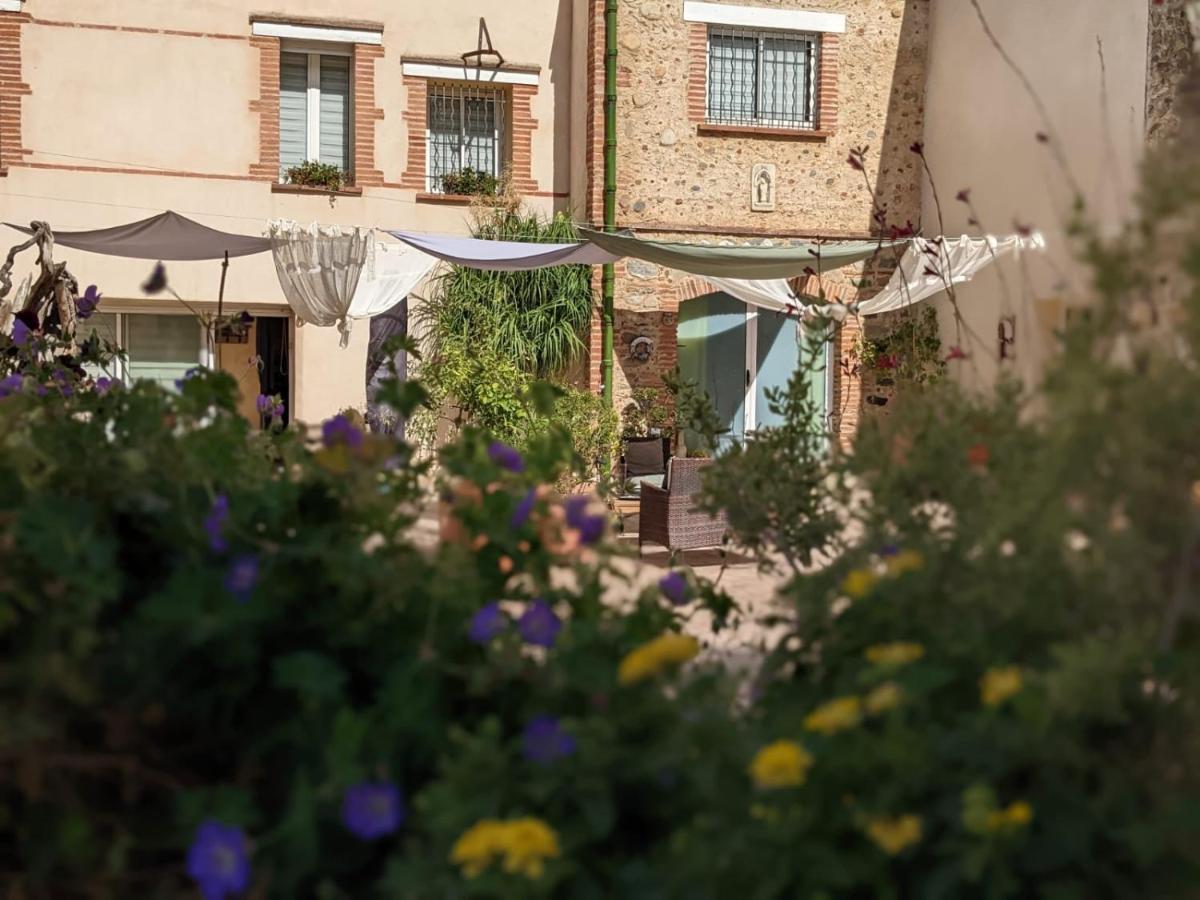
[284,160,347,191]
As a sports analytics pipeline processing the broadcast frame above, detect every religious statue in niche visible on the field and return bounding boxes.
[751,163,776,212]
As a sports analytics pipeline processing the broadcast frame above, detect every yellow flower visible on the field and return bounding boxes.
[450,817,561,880]
[985,801,1034,834]
[980,666,1023,707]
[864,681,903,715]
[450,819,509,878]
[885,549,925,577]
[864,642,926,667]
[803,696,863,736]
[865,814,923,855]
[840,568,878,599]
[618,632,700,685]
[748,739,813,790]
[499,817,561,880]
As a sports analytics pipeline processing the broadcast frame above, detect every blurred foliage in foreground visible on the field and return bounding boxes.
[4,105,1200,900]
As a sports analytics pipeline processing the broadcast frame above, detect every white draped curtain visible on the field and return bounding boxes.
[268,222,437,347]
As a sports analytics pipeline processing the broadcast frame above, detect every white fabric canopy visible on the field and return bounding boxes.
[857,233,1045,316]
[349,240,438,320]
[387,230,619,271]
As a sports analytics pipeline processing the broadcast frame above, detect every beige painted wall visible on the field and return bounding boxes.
[2,0,578,423]
[920,0,1149,391]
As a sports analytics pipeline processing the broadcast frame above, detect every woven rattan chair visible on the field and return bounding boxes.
[638,457,729,553]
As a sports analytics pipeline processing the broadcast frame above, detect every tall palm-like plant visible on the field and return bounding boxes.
[421,202,592,378]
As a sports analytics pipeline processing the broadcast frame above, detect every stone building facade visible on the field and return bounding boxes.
[583,0,930,441]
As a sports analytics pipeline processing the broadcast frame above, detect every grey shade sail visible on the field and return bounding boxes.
[6,211,271,261]
[578,228,901,279]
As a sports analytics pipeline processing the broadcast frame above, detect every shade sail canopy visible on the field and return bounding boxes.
[579,228,900,279]
[6,211,271,260]
[387,230,619,271]
[857,233,1045,315]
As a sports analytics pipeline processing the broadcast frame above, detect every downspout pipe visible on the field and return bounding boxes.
[601,0,617,404]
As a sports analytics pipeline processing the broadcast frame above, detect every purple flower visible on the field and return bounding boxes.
[11,319,30,347]
[522,715,577,765]
[0,374,23,398]
[511,488,537,530]
[341,782,405,840]
[51,368,73,397]
[186,820,251,900]
[468,602,507,644]
[564,495,606,545]
[322,414,364,450]
[142,262,168,295]
[518,599,561,648]
[273,402,285,419]
[256,394,272,416]
[659,571,689,606]
[224,554,258,603]
[94,377,116,395]
[488,440,525,473]
[205,494,230,553]
[175,367,202,390]
[77,285,102,320]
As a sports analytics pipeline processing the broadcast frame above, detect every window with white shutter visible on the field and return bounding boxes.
[278,50,352,181]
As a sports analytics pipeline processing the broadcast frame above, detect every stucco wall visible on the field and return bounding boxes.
[0,0,578,423]
[920,0,1149,392]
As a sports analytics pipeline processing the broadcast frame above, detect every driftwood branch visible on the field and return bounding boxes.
[0,221,80,339]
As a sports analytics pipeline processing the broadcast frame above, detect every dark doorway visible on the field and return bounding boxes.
[255,316,290,426]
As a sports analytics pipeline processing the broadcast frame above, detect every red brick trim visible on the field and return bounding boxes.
[816,33,839,133]
[352,43,385,186]
[398,74,428,190]
[0,12,32,171]
[11,160,270,182]
[675,275,717,307]
[686,22,708,125]
[248,35,281,180]
[509,83,539,194]
[28,16,248,41]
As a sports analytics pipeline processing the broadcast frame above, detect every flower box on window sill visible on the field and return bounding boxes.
[272,182,363,198]
[696,123,833,141]
[416,192,491,206]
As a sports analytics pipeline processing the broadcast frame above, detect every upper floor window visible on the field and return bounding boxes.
[279,49,351,181]
[426,83,507,194]
[706,27,816,131]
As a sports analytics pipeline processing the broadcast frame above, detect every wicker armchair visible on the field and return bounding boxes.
[638,457,729,553]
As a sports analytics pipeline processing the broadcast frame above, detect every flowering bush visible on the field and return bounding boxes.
[6,116,1200,899]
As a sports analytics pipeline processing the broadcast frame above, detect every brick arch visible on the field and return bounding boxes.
[673,275,718,307]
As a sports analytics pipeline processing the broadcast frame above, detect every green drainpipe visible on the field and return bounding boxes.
[601,0,617,404]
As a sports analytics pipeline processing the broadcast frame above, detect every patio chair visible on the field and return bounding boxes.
[619,436,669,498]
[638,457,729,553]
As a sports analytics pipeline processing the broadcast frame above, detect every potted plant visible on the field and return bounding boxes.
[440,167,500,197]
[284,160,348,192]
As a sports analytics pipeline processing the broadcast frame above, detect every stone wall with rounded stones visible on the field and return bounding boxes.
[600,0,931,435]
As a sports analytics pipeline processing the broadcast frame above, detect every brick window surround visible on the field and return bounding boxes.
[0,6,31,175]
[249,27,385,187]
[398,62,541,197]
[686,23,839,137]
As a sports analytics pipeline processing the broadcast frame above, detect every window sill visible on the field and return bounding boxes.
[697,123,833,141]
[272,182,363,197]
[416,192,492,205]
